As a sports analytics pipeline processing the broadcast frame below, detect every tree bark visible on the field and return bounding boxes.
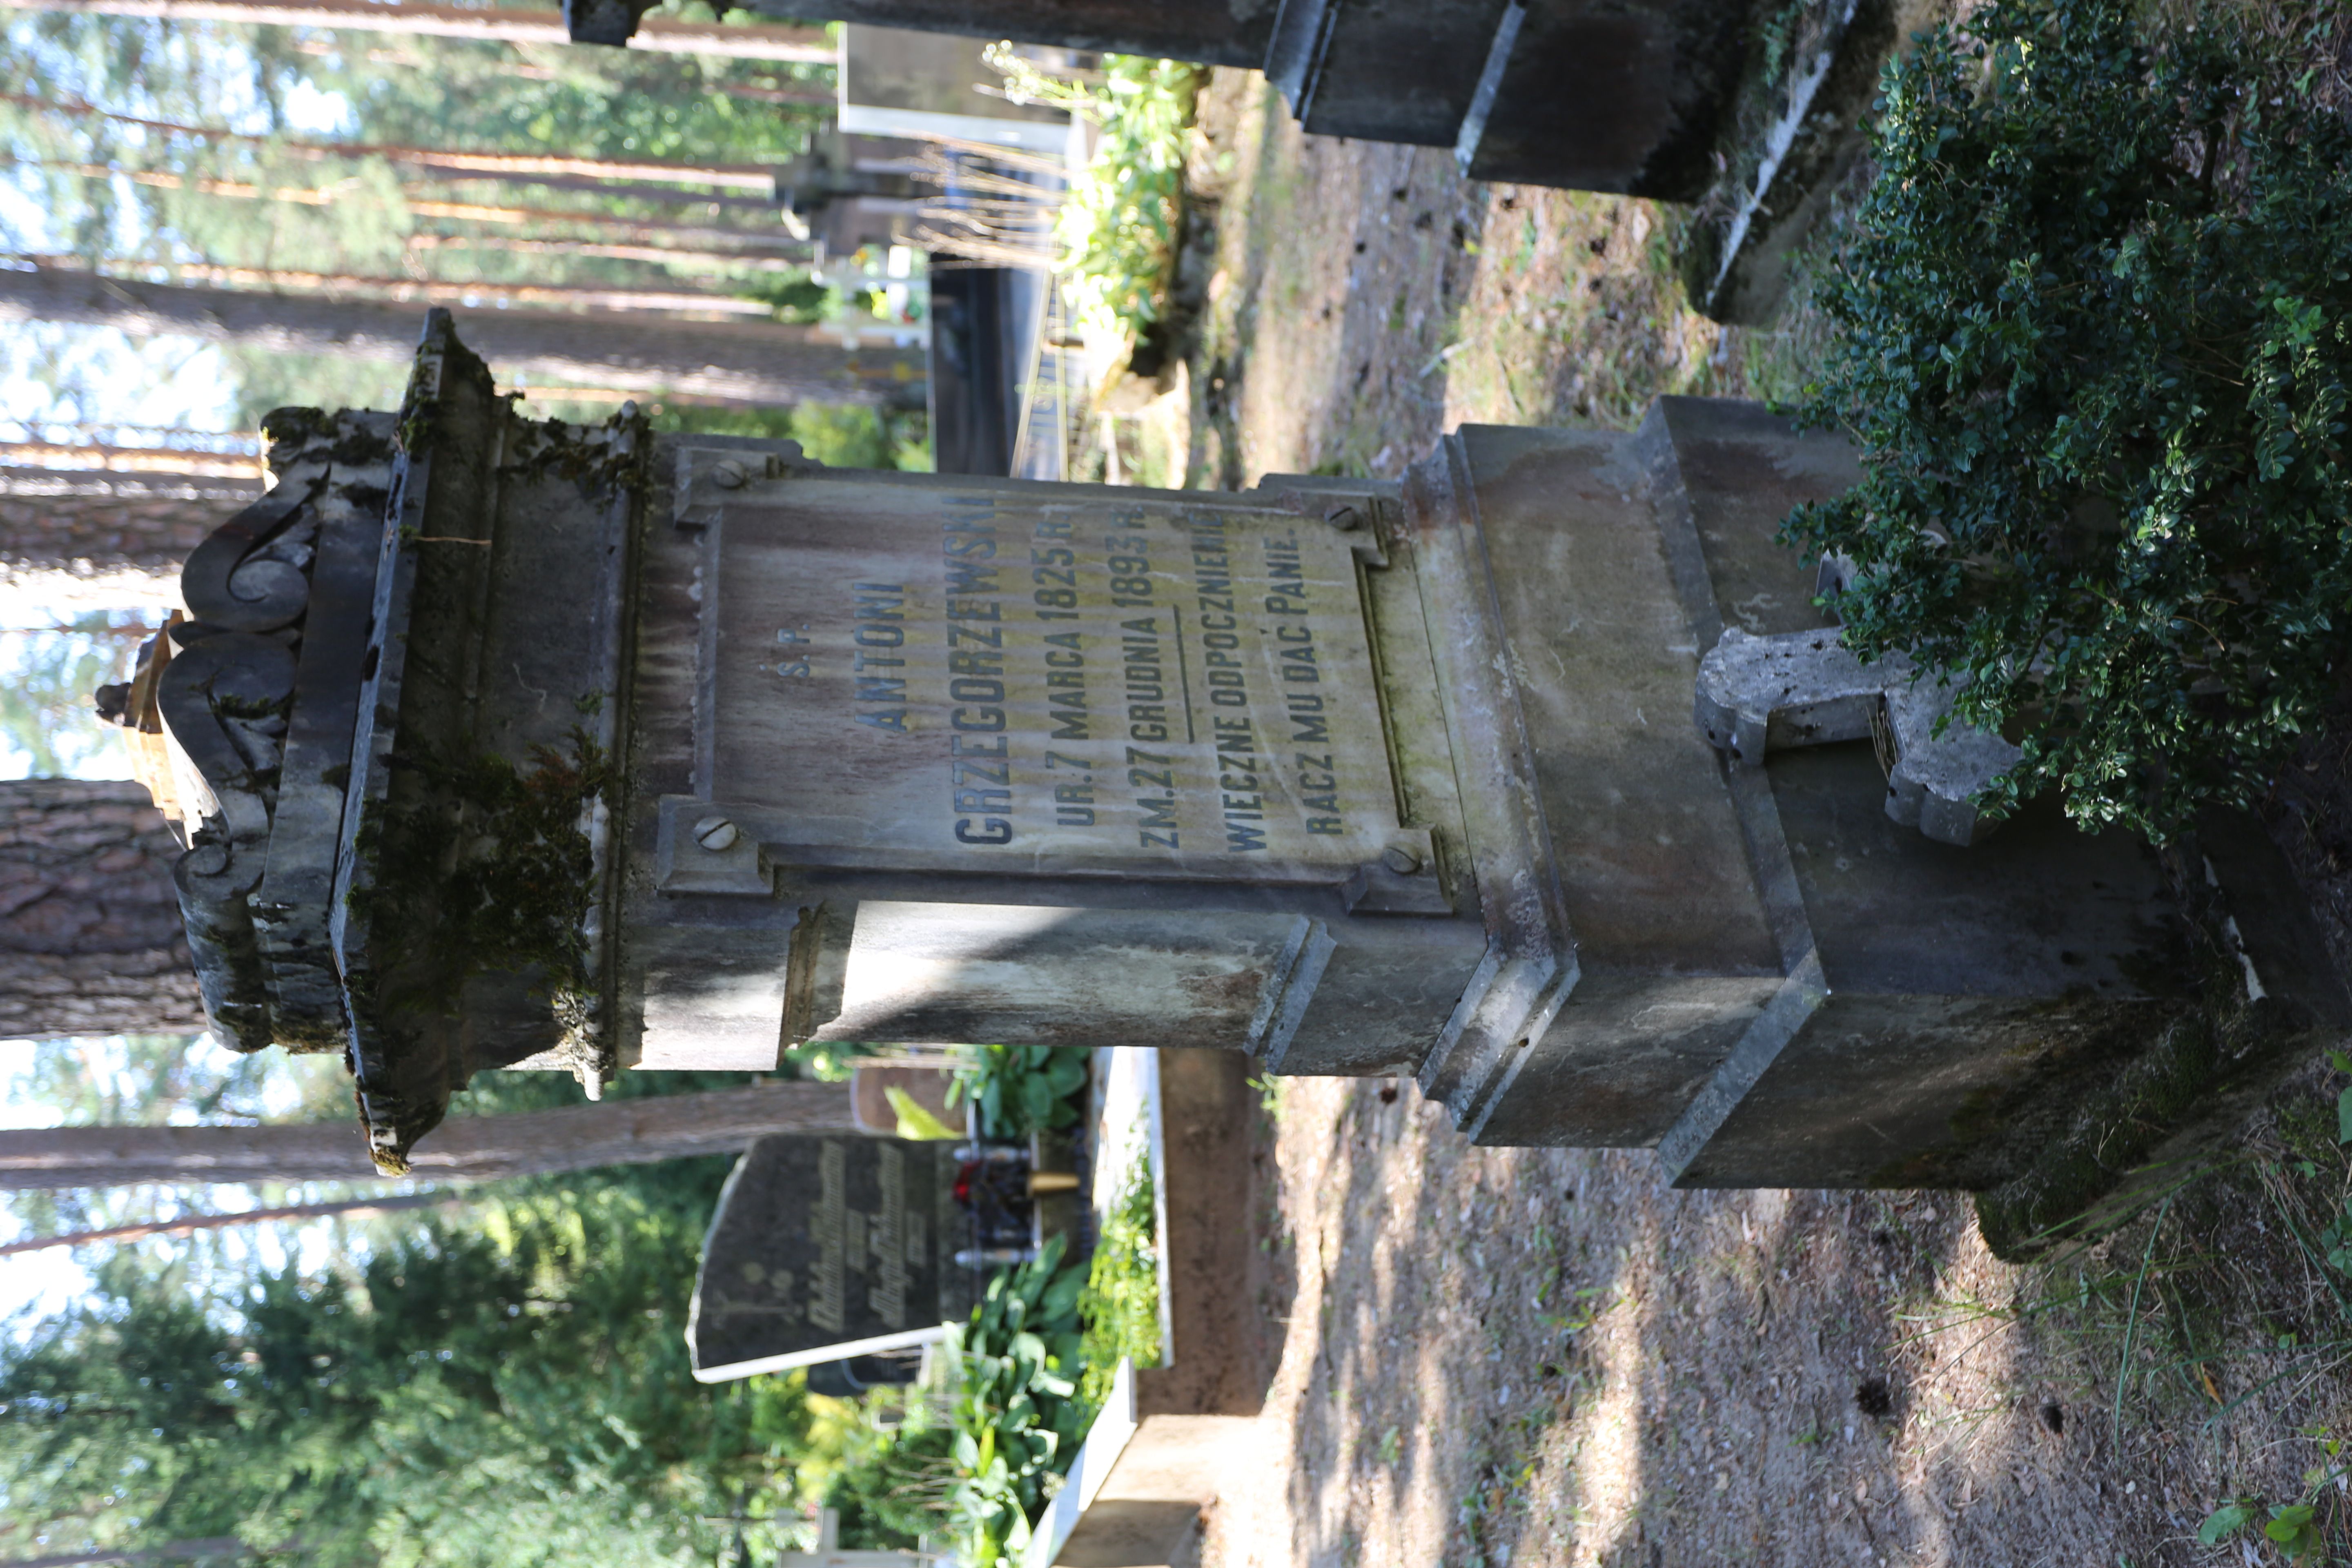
[100,258,776,317]
[0,780,206,1041]
[0,1191,454,1254]
[11,0,833,61]
[0,1081,864,1188]
[397,199,806,252]
[0,264,920,407]
[0,443,261,479]
[407,232,808,273]
[0,467,257,609]
[11,156,818,252]
[723,0,1265,67]
[2,91,783,189]
[16,158,811,252]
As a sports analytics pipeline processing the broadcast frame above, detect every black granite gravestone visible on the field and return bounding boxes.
[688,1134,978,1381]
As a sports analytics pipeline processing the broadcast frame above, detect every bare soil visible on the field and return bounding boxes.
[1163,69,2352,1568]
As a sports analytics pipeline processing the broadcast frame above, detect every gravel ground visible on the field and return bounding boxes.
[1162,69,2352,1568]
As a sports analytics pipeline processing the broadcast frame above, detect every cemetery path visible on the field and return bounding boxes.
[1174,68,2347,1568]
[1208,1080,2258,1568]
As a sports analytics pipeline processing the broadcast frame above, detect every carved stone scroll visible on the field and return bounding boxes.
[1693,625,2022,847]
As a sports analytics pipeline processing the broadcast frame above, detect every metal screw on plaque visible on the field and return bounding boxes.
[694,815,739,852]
[711,459,749,490]
[1381,843,1421,875]
[1324,501,1365,532]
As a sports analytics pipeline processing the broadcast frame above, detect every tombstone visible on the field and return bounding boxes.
[560,1,1891,321]
[591,0,1766,199]
[129,312,2346,1244]
[687,1134,976,1381]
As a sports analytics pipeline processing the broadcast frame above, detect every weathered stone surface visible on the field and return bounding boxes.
[142,321,2348,1234]
[724,0,1273,66]
[1695,624,2023,846]
[1679,0,1902,323]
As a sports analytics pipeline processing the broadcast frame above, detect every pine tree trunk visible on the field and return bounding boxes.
[0,1081,864,1187]
[0,780,207,1040]
[0,1191,451,1254]
[71,162,811,252]
[723,0,1265,66]
[4,91,784,189]
[0,467,257,609]
[145,261,775,316]
[0,265,920,407]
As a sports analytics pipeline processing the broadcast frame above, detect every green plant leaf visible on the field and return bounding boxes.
[2266,1502,2319,1552]
[887,1085,962,1141]
[1045,1053,1088,1096]
[2199,1501,2253,1544]
[1041,1268,1085,1324]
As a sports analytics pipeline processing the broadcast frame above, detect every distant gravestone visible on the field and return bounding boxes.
[688,1134,974,1381]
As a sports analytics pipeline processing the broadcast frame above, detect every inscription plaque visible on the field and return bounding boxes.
[687,477,1420,890]
[686,1134,970,1380]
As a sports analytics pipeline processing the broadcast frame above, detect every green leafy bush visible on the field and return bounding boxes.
[986,48,1200,342]
[1785,0,2352,837]
[952,1043,1087,1138]
[811,1393,959,1549]
[944,1238,1092,1567]
[843,1159,1163,1566]
[1075,1152,1161,1412]
[0,1168,807,1568]
[1056,57,1200,342]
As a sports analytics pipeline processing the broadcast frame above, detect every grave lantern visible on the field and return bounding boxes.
[129,313,2343,1230]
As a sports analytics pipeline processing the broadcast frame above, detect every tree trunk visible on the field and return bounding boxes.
[122,259,776,317]
[408,232,808,273]
[3,91,782,189]
[0,443,261,479]
[40,159,812,251]
[398,200,806,252]
[13,0,833,60]
[0,780,207,1040]
[723,0,1265,67]
[0,265,920,407]
[0,1080,864,1187]
[720,82,835,107]
[0,1191,454,1254]
[0,466,257,607]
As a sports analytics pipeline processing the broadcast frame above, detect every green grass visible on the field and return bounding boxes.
[1076,1148,1162,1410]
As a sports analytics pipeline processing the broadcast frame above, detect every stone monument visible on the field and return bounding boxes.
[686,1132,976,1382]
[123,311,2345,1244]
[553,0,1895,323]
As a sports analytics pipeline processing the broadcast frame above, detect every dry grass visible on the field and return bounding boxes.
[1201,1083,2352,1566]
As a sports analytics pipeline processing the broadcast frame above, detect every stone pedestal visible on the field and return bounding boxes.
[139,314,2344,1228]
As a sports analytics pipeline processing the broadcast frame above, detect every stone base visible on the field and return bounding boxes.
[1050,1416,1236,1568]
[1677,0,1903,324]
